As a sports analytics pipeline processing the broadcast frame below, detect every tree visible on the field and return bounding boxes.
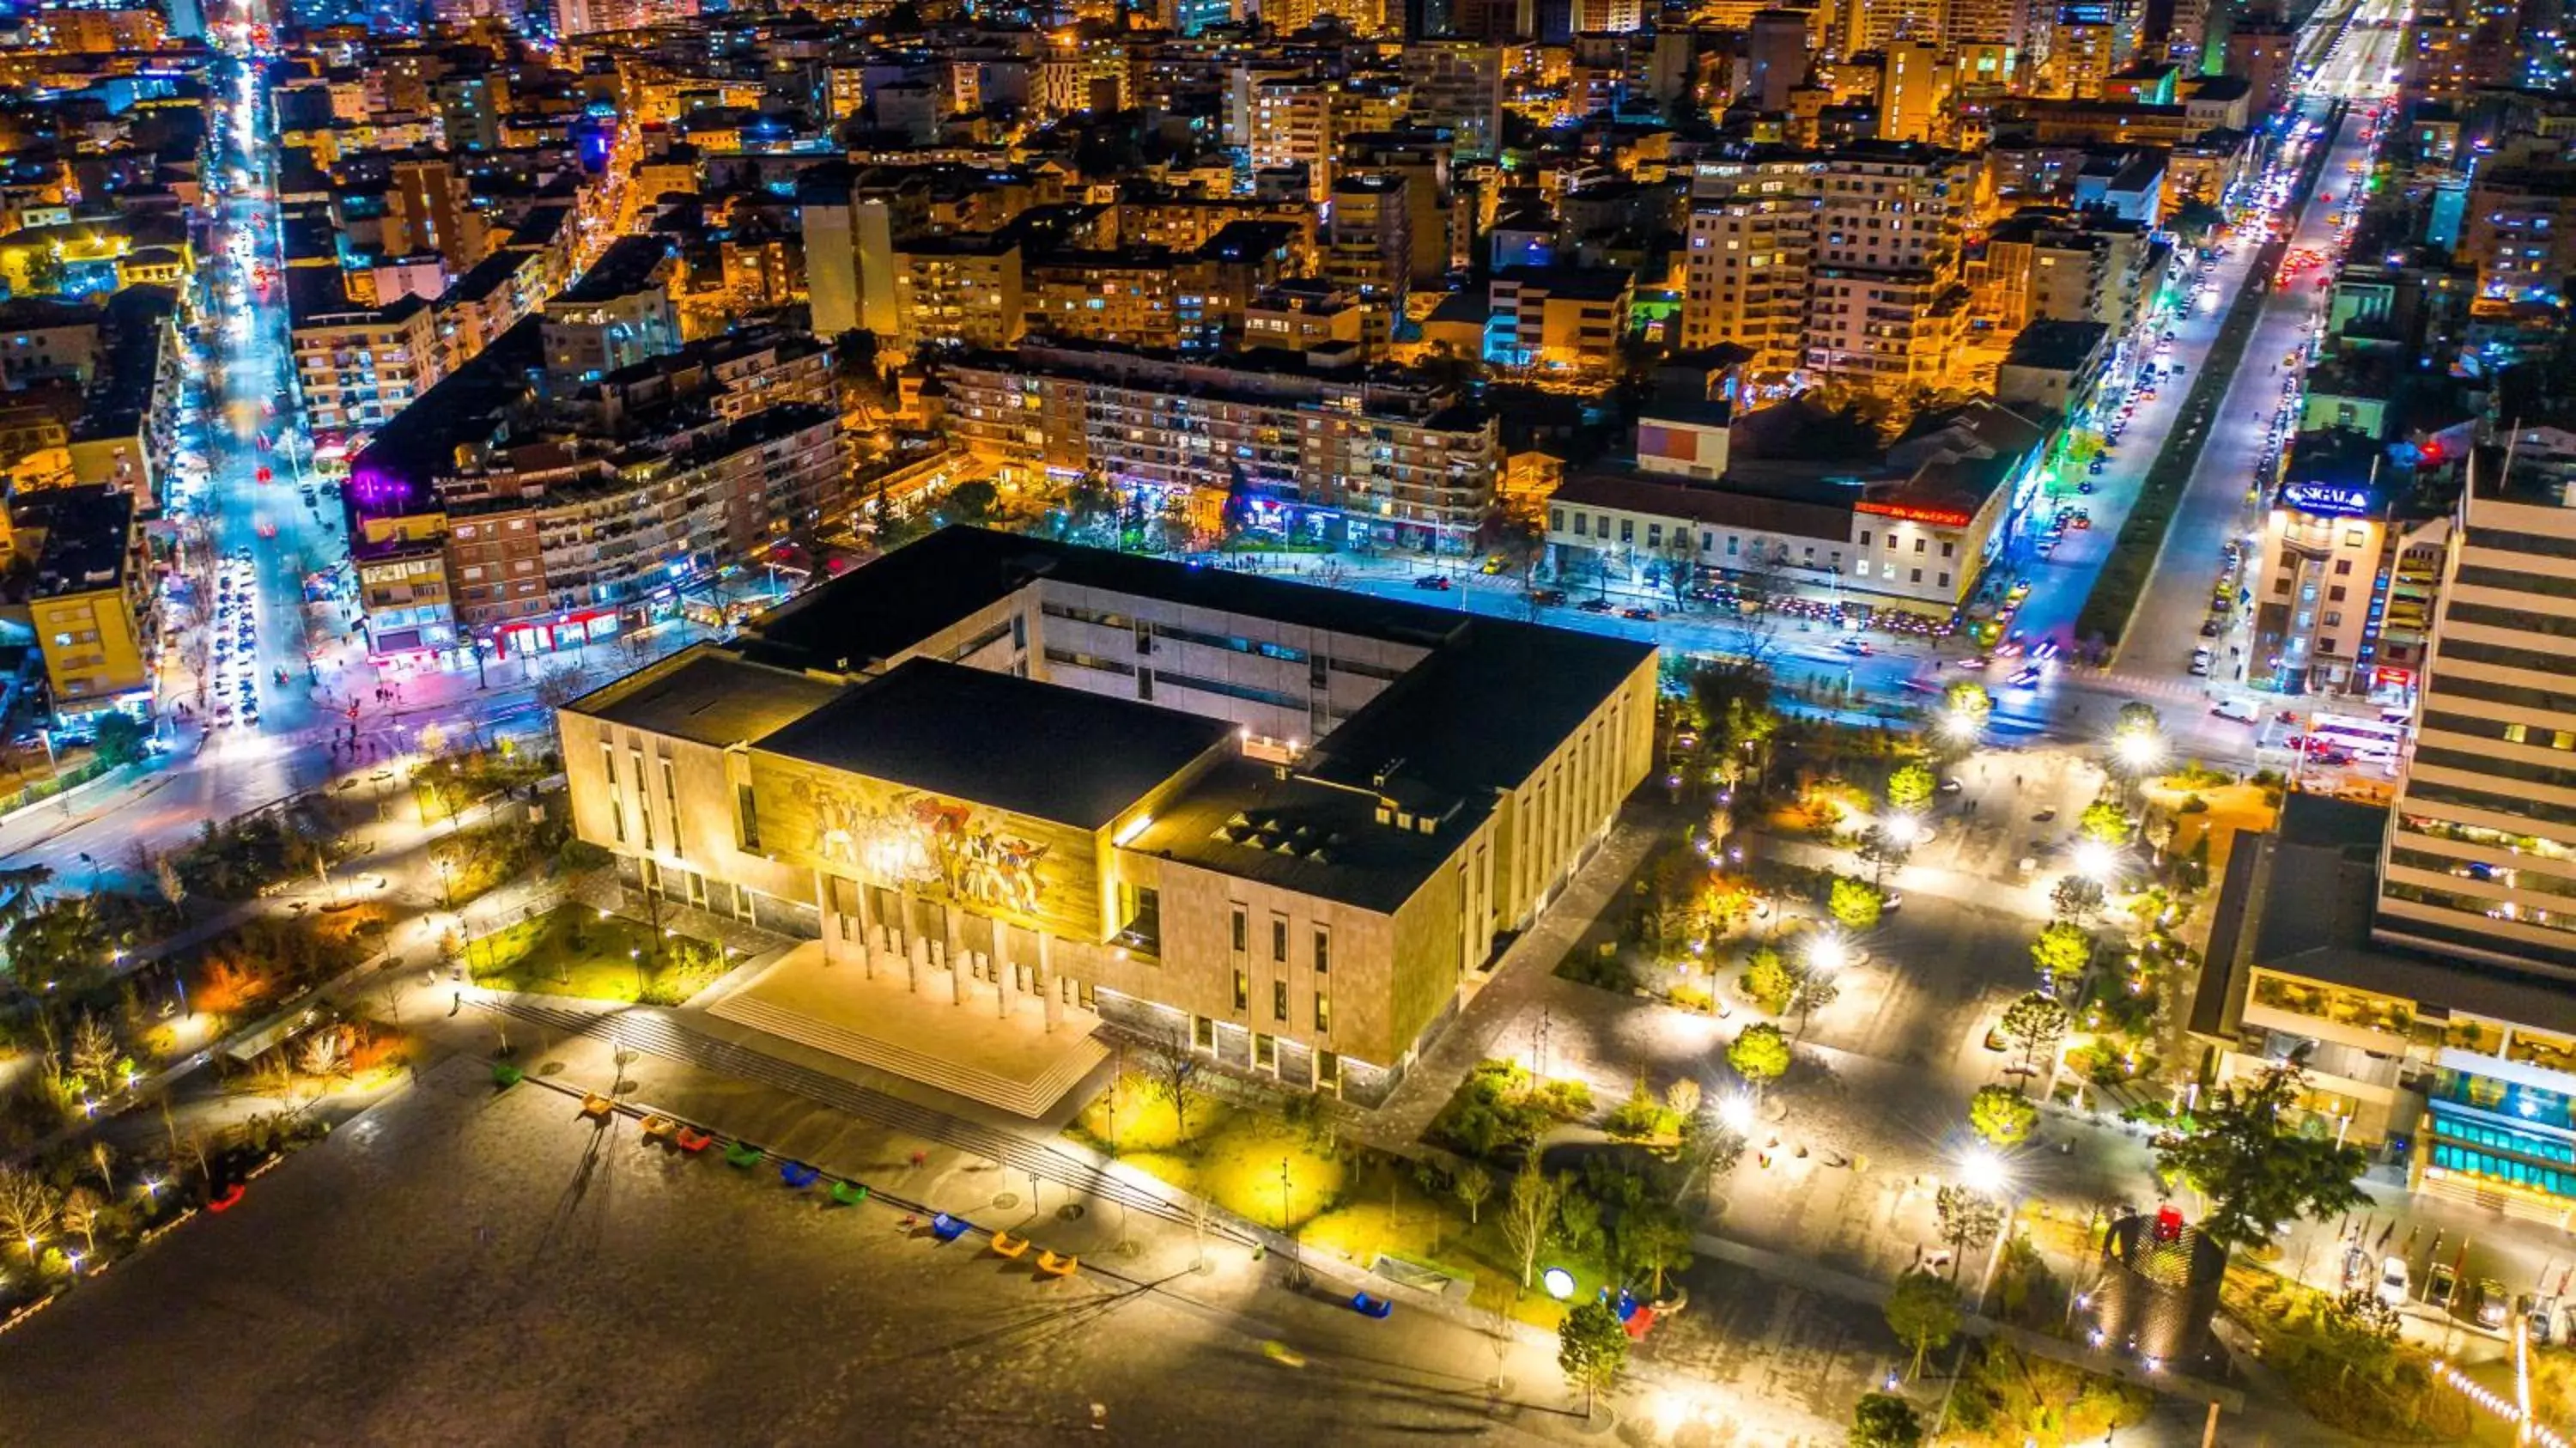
[1935,1184,2003,1275]
[1828,876,1884,932]
[2029,922,2093,990]
[1742,945,1795,1013]
[2080,800,2136,846]
[1999,992,2071,1075]
[2050,874,2106,923]
[1884,1269,1960,1380]
[946,479,1000,521]
[1942,679,1992,720]
[0,1165,58,1262]
[2116,702,2161,738]
[1970,1084,2038,1147]
[2153,1062,2368,1256]
[1146,1050,1200,1145]
[1856,825,1913,885]
[1556,1299,1631,1419]
[1851,1391,1925,1448]
[532,665,592,712]
[1886,763,1936,812]
[1617,1201,1695,1299]
[1454,1161,1493,1226]
[67,1012,118,1087]
[1728,1022,1791,1088]
[58,1185,101,1256]
[90,712,146,768]
[1501,1159,1562,1288]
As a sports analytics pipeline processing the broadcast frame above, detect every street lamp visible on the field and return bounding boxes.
[1805,932,1849,974]
[1718,1092,1758,1135]
[1880,813,1923,849]
[2070,839,2120,884]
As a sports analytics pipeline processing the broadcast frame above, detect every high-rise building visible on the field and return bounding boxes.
[1803,143,1972,394]
[1877,37,1947,140]
[1400,41,1504,159]
[1680,152,1821,373]
[2377,456,2576,972]
[1746,9,1813,109]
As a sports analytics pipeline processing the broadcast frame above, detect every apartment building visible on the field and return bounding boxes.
[1485,265,1633,373]
[2460,163,2576,303]
[2250,430,2451,697]
[1680,151,1821,372]
[12,484,151,724]
[289,290,444,442]
[1804,143,1975,395]
[2376,458,2576,972]
[939,340,1500,554]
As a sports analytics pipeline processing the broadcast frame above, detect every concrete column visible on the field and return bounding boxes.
[1037,932,1062,1031]
[993,922,1015,1021]
[943,908,965,1006]
[899,887,923,992]
[852,875,877,978]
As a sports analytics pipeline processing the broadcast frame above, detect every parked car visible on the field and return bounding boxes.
[1619,605,1656,621]
[2427,1262,2459,1312]
[2190,647,2214,676]
[1577,597,1613,613]
[2377,1256,2411,1307]
[1526,587,1567,606]
[1412,574,1453,591]
[2475,1279,2510,1329]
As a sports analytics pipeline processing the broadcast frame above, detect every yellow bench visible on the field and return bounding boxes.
[989,1231,1030,1259]
[579,1093,615,1120]
[638,1115,677,1141]
[1036,1250,1078,1279]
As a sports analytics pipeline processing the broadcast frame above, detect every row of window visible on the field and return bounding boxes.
[2390,845,2576,902]
[2384,879,2576,937]
[1228,907,1331,1031]
[2406,775,2576,830]
[2421,710,2576,751]
[2456,563,2576,602]
[2445,601,2576,639]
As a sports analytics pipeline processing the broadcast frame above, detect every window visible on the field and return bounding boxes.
[1859,531,1872,547]
[1313,927,1329,974]
[1255,1033,1275,1070]
[737,783,759,849]
[1232,969,1248,1011]
[2333,558,2354,575]
[1914,538,1927,553]
[1273,980,1289,1022]
[1315,989,1331,1032]
[1911,568,1923,583]
[1194,1016,1215,1050]
[1272,916,1289,961]
[2329,586,2348,601]
[2345,528,2368,547]
[1230,907,1248,952]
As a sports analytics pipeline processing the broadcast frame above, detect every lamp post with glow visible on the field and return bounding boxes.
[1930,1147,2022,1439]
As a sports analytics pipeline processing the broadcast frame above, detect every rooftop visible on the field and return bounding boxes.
[1128,757,1490,912]
[2003,318,2112,371]
[754,658,1234,830]
[2196,794,2576,1037]
[566,646,842,747]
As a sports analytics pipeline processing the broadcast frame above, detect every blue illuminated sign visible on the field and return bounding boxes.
[2281,483,2371,517]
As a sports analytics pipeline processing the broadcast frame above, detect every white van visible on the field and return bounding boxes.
[2211,697,2260,724]
[2189,647,2214,676]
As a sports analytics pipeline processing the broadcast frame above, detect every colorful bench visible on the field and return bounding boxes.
[725,1141,766,1169]
[1036,1250,1078,1279]
[490,1062,524,1087]
[929,1213,970,1243]
[673,1127,714,1153]
[779,1161,821,1189]
[829,1180,870,1208]
[638,1115,677,1142]
[1349,1293,1393,1319]
[578,1093,614,1120]
[988,1230,1030,1259]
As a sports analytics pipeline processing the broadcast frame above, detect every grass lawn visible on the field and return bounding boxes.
[1070,1071,1611,1326]
[466,904,723,1005]
[2220,1262,2470,1442]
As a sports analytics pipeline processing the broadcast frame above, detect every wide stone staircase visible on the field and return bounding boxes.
[706,991,1108,1119]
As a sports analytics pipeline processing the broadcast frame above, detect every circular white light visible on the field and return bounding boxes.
[1542,1268,1577,1300]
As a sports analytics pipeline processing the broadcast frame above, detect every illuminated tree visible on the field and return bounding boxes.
[1970,1085,2038,1147]
[1728,1022,1791,1088]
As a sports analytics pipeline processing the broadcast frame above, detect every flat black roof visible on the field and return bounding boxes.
[739,526,1477,673]
[551,234,671,305]
[753,658,1234,830]
[1130,757,1490,913]
[569,647,843,747]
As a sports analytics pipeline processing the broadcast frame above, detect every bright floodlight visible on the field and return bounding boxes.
[1806,933,1849,972]
[1718,1092,1758,1134]
[1959,1147,2009,1197]
[2114,732,2165,773]
[1939,708,1981,742]
[1880,813,1923,848]
[1542,1267,1578,1300]
[2071,840,2119,881]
